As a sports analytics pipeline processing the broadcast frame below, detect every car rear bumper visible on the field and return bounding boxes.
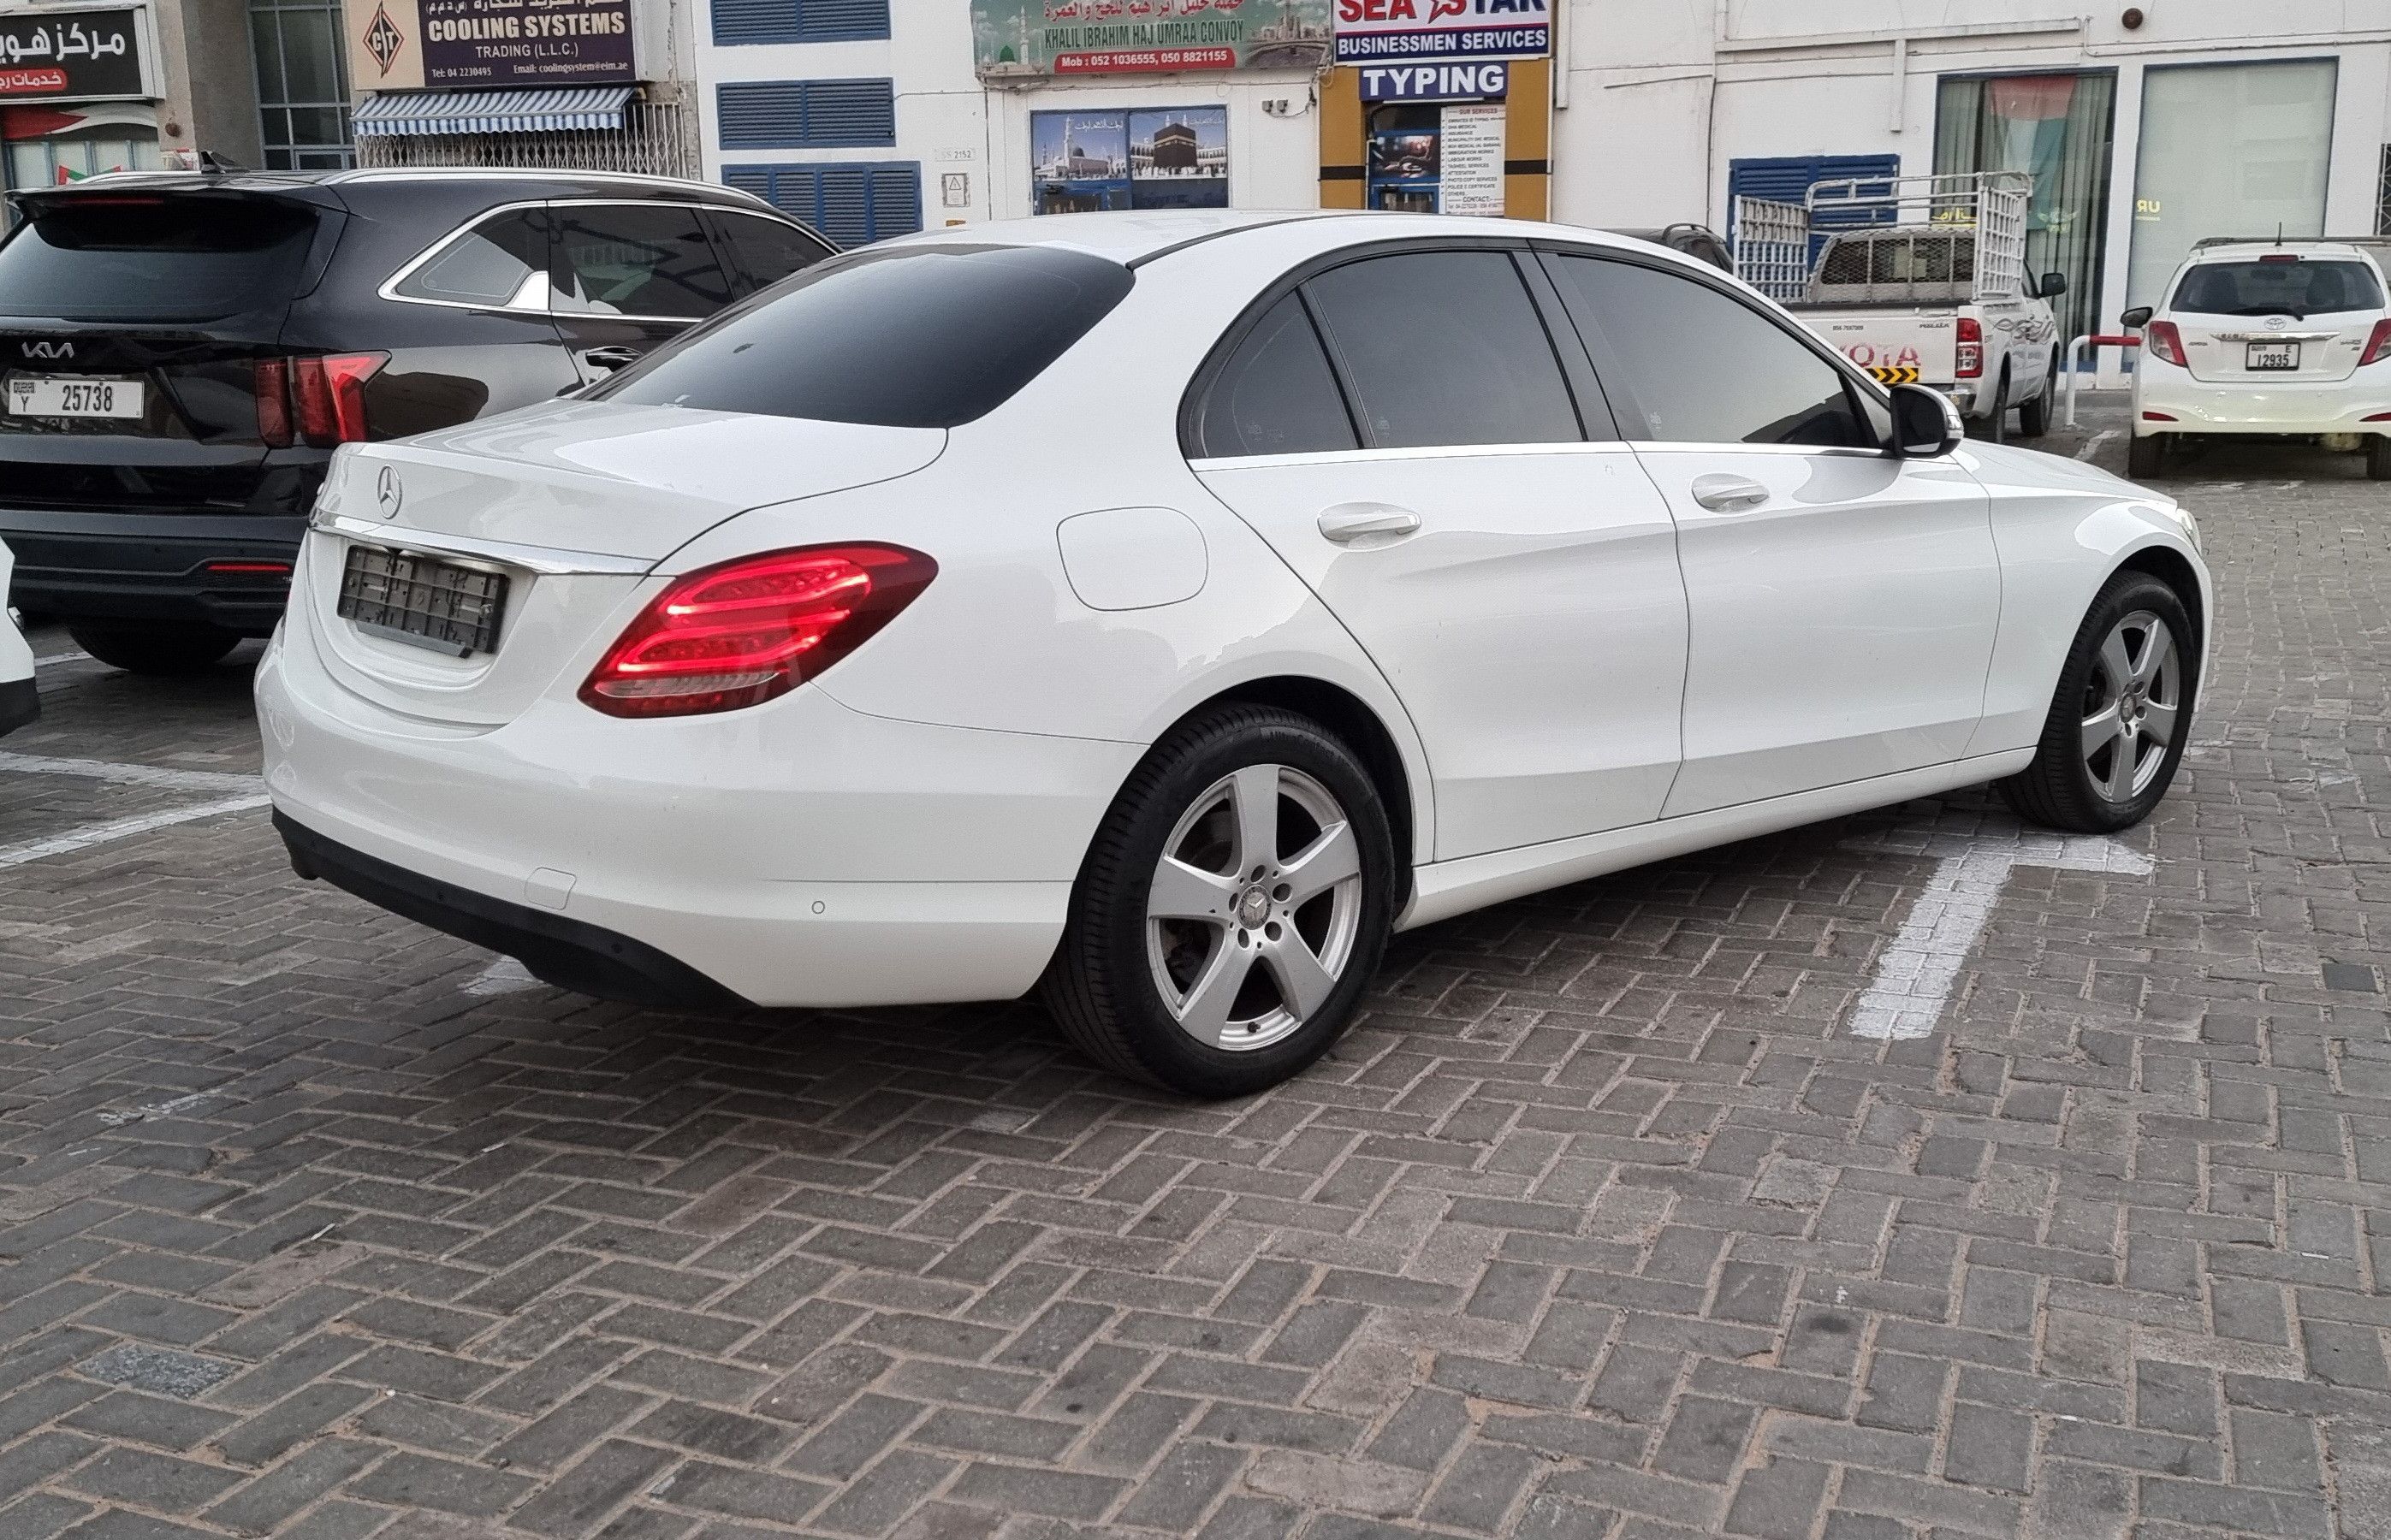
[0,510,303,634]
[2133,372,2391,436]
[254,610,1139,1009]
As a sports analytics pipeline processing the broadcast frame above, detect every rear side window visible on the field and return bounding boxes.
[551,204,733,320]
[1301,251,1581,450]
[1548,255,1873,448]
[392,210,548,307]
[0,198,317,323]
[711,211,832,292]
[1191,295,1357,459]
[596,244,1134,429]
[2174,259,2384,317]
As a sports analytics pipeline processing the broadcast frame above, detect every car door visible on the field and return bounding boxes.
[704,208,836,296]
[548,201,739,383]
[1539,248,2001,817]
[1191,245,1688,861]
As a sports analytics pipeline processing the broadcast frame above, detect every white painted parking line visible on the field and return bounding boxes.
[0,750,261,793]
[464,957,541,997]
[1839,827,2153,1041]
[0,793,273,870]
[2074,429,2119,463]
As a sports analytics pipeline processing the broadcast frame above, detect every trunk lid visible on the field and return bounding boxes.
[302,400,946,726]
[2169,257,2384,383]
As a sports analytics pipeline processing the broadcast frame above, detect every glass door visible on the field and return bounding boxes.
[1935,72,2115,342]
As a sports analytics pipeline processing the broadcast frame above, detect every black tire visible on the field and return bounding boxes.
[1043,703,1396,1097]
[2015,351,2056,438]
[2368,435,2391,482]
[1984,364,2009,443]
[2127,431,2169,481]
[67,622,241,676]
[1999,570,2197,833]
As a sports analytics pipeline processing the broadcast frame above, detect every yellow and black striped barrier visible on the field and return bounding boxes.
[1865,365,1922,385]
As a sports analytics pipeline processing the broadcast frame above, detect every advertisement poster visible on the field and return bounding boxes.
[1332,0,1549,65]
[1365,122,1438,212]
[1034,107,1227,213]
[412,0,635,87]
[0,9,146,102]
[1437,102,1505,215]
[975,0,1331,78]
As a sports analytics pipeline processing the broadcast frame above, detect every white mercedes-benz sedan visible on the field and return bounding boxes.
[258,210,2210,1096]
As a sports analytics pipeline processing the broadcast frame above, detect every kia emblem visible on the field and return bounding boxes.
[21,340,71,361]
[375,464,403,520]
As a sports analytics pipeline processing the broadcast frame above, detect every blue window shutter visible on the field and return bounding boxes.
[711,0,889,45]
[716,80,894,150]
[1728,154,1902,259]
[721,163,922,248]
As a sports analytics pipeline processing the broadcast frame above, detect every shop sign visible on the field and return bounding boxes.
[1357,60,1506,101]
[973,0,1331,78]
[1031,106,1227,213]
[349,0,636,91]
[1333,0,1548,64]
[0,7,147,103]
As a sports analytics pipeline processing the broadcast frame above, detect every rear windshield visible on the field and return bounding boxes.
[594,243,1134,429]
[0,198,318,323]
[2174,258,2384,317]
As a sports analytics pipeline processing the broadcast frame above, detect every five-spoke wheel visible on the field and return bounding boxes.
[2002,570,2198,832]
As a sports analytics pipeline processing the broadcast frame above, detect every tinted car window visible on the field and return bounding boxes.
[1302,251,1581,449]
[712,211,832,291]
[1192,295,1357,459]
[2174,258,2384,317]
[597,244,1135,429]
[551,204,733,320]
[393,210,548,307]
[1550,256,1871,447]
[0,198,317,323]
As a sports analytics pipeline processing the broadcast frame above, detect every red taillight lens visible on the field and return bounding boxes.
[2145,320,2188,367]
[2359,319,2391,366]
[580,544,938,719]
[292,352,387,446]
[255,358,291,447]
[1955,316,1983,379]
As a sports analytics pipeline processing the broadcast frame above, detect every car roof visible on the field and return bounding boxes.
[19,166,777,213]
[2188,240,2374,264]
[886,208,1660,266]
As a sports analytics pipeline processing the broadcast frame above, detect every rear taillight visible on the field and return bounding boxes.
[254,352,387,447]
[2359,319,2391,367]
[1955,317,1983,379]
[580,544,938,720]
[2145,320,2187,367]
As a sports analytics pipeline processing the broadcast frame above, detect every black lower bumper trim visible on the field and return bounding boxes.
[0,674,35,737]
[275,810,749,1010]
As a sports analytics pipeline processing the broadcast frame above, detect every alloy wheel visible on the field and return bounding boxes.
[1145,763,1364,1051]
[2080,609,2181,803]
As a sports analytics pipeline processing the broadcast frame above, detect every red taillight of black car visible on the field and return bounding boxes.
[256,352,387,447]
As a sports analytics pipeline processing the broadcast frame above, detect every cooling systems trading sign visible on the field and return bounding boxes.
[1333,0,1549,63]
[352,0,636,90]
[0,7,148,101]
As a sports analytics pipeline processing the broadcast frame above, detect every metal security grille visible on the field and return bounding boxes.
[721,162,921,247]
[712,0,890,46]
[716,80,897,150]
[356,95,700,178]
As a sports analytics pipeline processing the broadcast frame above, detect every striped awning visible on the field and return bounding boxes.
[352,86,638,138]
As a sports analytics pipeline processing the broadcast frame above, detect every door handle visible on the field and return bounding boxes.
[1317,504,1421,544]
[581,346,643,372]
[1689,473,1771,512]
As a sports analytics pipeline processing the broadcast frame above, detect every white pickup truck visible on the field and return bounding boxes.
[1735,172,2067,440]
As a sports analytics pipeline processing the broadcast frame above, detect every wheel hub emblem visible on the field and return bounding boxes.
[1237,886,1271,927]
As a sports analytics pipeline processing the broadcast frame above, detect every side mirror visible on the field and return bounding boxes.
[2120,305,2153,329]
[1890,383,1963,459]
[2038,271,2068,299]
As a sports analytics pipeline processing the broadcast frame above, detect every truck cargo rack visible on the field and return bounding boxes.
[1733,170,2031,307]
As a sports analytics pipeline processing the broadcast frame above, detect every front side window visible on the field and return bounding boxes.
[596,243,1135,429]
[1300,251,1582,450]
[392,210,548,308]
[1190,294,1358,459]
[2172,258,2384,317]
[1548,255,1874,448]
[551,204,734,320]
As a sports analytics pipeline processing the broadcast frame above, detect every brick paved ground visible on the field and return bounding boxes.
[0,401,2385,1540]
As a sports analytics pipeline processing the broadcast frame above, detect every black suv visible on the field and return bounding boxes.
[0,169,834,673]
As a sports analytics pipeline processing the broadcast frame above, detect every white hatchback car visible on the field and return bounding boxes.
[1,538,36,738]
[258,211,2210,1095]
[2125,240,2391,480]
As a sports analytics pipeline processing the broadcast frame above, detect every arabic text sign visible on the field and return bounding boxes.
[1333,0,1548,63]
[972,0,1332,78]
[0,9,145,101]
[418,0,634,87]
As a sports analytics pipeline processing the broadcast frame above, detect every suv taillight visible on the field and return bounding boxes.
[580,544,938,719]
[255,352,387,447]
[2145,320,2188,368]
[2359,319,2391,367]
[1955,317,1983,379]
